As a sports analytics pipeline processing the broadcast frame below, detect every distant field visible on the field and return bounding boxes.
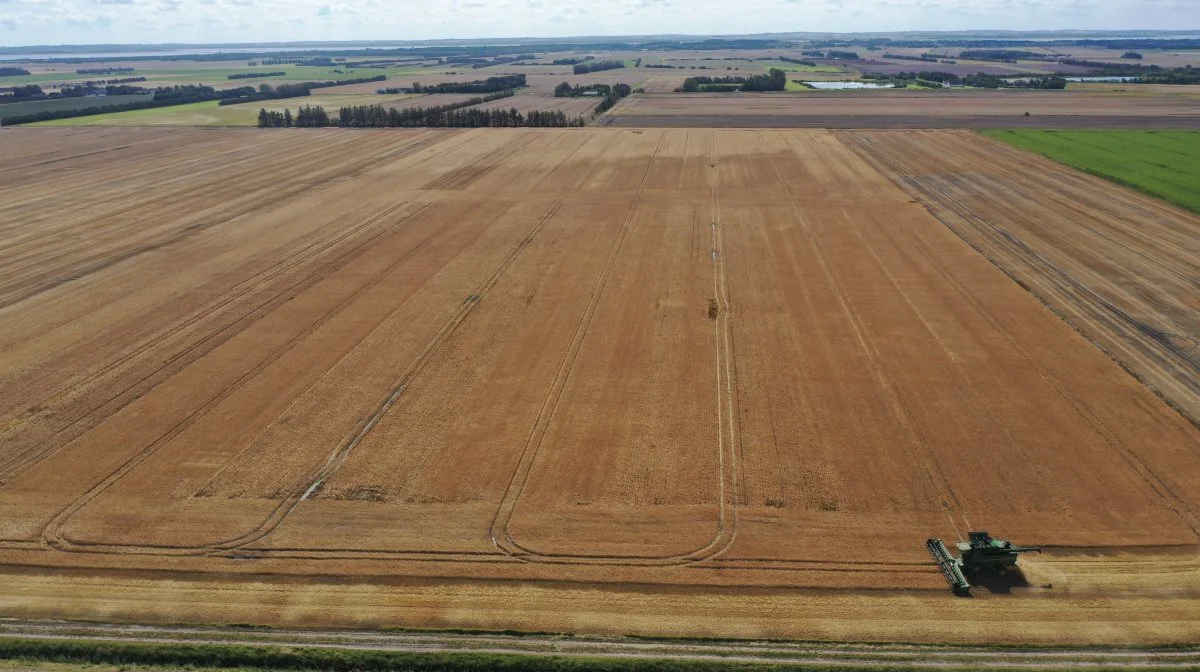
[765,61,846,73]
[30,100,254,126]
[129,64,428,84]
[643,58,845,74]
[0,94,153,122]
[29,93,416,126]
[982,129,1200,214]
[1,64,432,90]
[605,90,1200,128]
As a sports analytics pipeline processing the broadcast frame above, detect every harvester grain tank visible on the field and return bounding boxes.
[926,531,1040,595]
[958,531,1041,573]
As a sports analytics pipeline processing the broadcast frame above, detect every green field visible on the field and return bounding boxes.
[0,94,153,121]
[29,100,257,126]
[982,129,1200,214]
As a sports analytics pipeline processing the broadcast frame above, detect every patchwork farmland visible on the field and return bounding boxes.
[0,127,1198,643]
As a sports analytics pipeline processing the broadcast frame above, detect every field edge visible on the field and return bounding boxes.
[0,629,1198,672]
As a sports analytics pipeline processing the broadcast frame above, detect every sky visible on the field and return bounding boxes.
[0,0,1197,47]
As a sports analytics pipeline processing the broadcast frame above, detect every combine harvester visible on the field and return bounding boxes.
[927,531,1041,595]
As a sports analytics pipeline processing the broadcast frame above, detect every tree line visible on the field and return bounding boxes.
[678,68,786,92]
[963,73,1067,89]
[553,81,632,114]
[442,56,492,66]
[474,54,535,69]
[0,67,30,77]
[326,103,580,128]
[1137,66,1200,84]
[884,53,942,63]
[591,83,631,115]
[411,74,525,94]
[338,105,582,127]
[76,67,135,74]
[4,85,50,99]
[553,82,610,97]
[573,60,625,74]
[958,49,1047,62]
[260,88,586,128]
[316,89,511,126]
[553,56,593,65]
[258,104,333,127]
[228,71,286,79]
[253,57,332,66]
[218,75,387,106]
[1,77,149,103]
[59,83,148,96]
[774,56,817,66]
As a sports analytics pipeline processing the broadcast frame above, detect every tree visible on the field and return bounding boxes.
[12,84,44,98]
[283,109,293,127]
[768,68,786,91]
[258,108,269,128]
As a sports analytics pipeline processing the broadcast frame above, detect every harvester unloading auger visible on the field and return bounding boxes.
[926,531,1041,595]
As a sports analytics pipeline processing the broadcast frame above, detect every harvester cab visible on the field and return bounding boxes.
[926,531,1040,595]
[957,531,1041,574]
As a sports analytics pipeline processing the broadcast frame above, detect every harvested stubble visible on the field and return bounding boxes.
[0,127,1197,643]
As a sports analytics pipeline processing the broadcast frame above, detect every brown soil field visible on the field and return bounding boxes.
[852,59,1046,76]
[841,129,1200,425]
[321,69,653,97]
[1068,82,1200,98]
[311,80,418,95]
[473,93,600,116]
[0,127,1197,643]
[1062,47,1200,69]
[603,90,1200,128]
[381,93,483,111]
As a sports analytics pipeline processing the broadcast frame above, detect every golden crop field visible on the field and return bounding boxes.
[0,127,1198,643]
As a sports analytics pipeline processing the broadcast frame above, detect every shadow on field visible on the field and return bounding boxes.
[966,566,1031,595]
